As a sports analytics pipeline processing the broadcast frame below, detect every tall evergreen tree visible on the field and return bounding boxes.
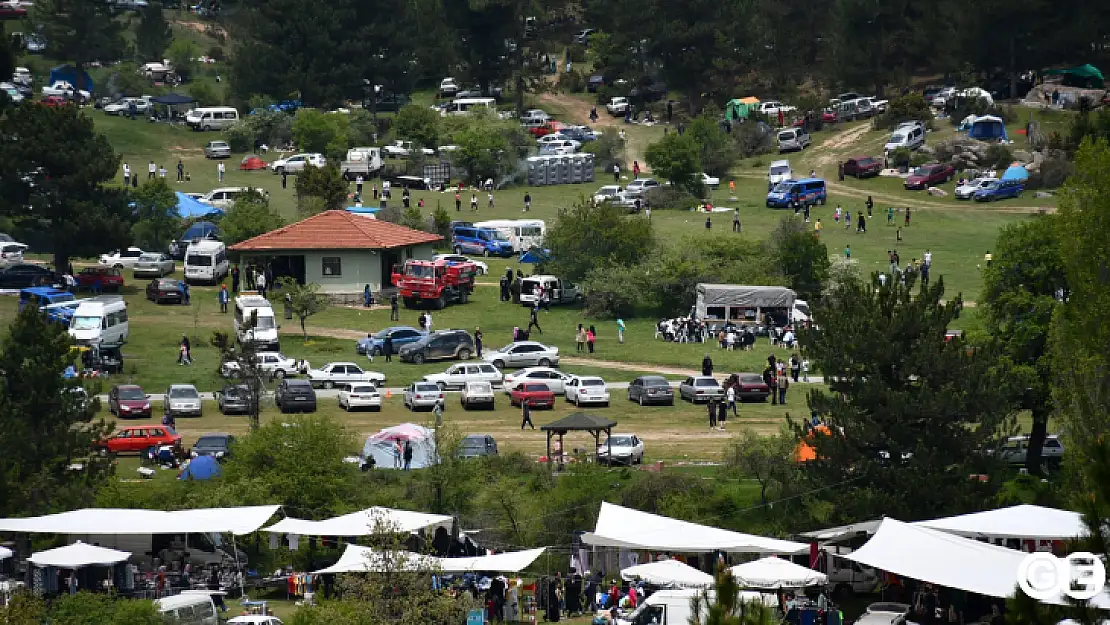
[134,2,173,62]
[32,0,125,75]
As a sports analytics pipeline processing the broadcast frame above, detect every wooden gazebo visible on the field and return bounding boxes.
[540,412,617,468]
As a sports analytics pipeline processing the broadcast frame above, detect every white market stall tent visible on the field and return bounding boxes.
[729,556,827,589]
[582,502,807,554]
[621,559,714,588]
[313,544,546,575]
[0,505,280,536]
[913,504,1087,541]
[264,507,453,537]
[28,542,130,568]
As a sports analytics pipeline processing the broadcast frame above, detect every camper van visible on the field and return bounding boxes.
[473,219,546,252]
[618,589,779,625]
[519,275,581,307]
[184,240,229,284]
[444,97,496,116]
[235,294,279,351]
[68,295,129,345]
[185,106,240,131]
[156,592,220,625]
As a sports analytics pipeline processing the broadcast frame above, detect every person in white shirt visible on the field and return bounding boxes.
[158,165,167,179]
[782,329,796,348]
[122,163,131,185]
[217,161,225,182]
[726,385,737,417]
[355,174,364,196]
[923,249,932,267]
[148,161,156,179]
[425,312,432,334]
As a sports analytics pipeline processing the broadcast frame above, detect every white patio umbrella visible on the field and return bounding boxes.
[621,559,715,588]
[28,542,130,568]
[729,556,827,589]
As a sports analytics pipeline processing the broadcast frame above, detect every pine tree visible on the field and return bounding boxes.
[134,2,173,62]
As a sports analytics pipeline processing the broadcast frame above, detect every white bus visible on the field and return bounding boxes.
[474,219,546,252]
[444,97,496,116]
[184,240,229,284]
[234,293,279,351]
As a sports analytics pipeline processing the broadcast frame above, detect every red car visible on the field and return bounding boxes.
[904,163,955,190]
[724,373,771,402]
[41,95,69,108]
[99,425,181,455]
[108,384,153,419]
[510,382,555,408]
[530,122,567,138]
[76,266,124,291]
[843,156,883,178]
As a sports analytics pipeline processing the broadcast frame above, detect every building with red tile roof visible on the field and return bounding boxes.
[230,210,443,297]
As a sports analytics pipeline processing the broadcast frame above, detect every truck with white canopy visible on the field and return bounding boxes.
[694,284,807,328]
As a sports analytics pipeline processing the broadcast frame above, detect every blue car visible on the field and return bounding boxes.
[973,180,1023,202]
[356,326,424,356]
[19,287,77,326]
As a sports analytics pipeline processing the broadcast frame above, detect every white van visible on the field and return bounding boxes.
[768,159,793,187]
[68,295,128,345]
[184,240,229,284]
[519,275,581,306]
[444,97,496,116]
[474,219,546,252]
[884,121,925,153]
[235,293,279,351]
[618,589,779,625]
[777,127,811,152]
[156,593,219,625]
[186,106,240,131]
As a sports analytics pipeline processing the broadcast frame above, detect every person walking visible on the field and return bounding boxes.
[858,211,866,233]
[383,333,393,363]
[217,161,225,183]
[455,191,461,212]
[182,281,191,304]
[905,206,911,226]
[718,399,728,430]
[355,174,364,197]
[705,215,711,230]
[523,192,531,212]
[231,266,240,293]
[282,171,288,189]
[707,398,717,430]
[180,334,192,365]
[632,161,640,178]
[887,206,895,225]
[390,292,399,321]
[845,245,851,259]
[471,193,478,212]
[778,372,789,404]
[425,311,433,334]
[790,353,801,382]
[176,160,184,182]
[616,318,625,344]
[521,400,535,430]
[148,161,156,180]
[586,326,596,353]
[814,218,822,237]
[256,270,267,298]
[122,162,131,186]
[527,304,543,335]
[837,161,844,181]
[726,384,738,417]
[702,353,714,376]
[363,284,373,307]
[576,324,586,352]
[474,327,483,358]
[763,365,777,405]
[732,208,741,232]
[866,195,874,217]
[845,210,852,230]
[218,284,229,313]
[613,163,620,183]
[403,441,413,471]
[488,191,495,209]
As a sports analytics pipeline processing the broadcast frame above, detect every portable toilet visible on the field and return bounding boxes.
[584,154,595,182]
[570,155,584,183]
[559,157,572,184]
[527,156,542,186]
[545,156,561,185]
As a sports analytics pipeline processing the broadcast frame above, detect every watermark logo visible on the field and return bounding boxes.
[1017,552,1106,601]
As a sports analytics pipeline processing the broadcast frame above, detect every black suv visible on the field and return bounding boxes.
[275,379,317,414]
[216,384,255,415]
[398,329,476,364]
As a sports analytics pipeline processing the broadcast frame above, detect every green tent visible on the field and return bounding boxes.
[1043,64,1104,88]
[725,98,760,121]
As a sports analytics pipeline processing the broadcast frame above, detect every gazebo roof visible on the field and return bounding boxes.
[540,412,617,433]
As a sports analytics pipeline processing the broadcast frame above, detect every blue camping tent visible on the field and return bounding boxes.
[966,115,1008,142]
[346,206,381,216]
[1001,164,1029,182]
[181,220,221,242]
[178,455,222,480]
[49,64,93,93]
[176,192,223,218]
[519,248,551,264]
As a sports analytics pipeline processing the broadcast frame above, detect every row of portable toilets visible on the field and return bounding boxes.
[526,154,596,186]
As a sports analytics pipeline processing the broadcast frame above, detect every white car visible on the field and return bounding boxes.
[932,87,957,108]
[870,98,889,113]
[432,254,489,275]
[536,134,581,149]
[103,96,151,116]
[624,178,661,197]
[99,247,145,268]
[597,433,644,465]
[520,109,551,127]
[954,177,998,200]
[307,362,385,389]
[423,362,503,391]
[165,384,202,418]
[483,342,560,369]
[41,81,90,101]
[460,380,496,409]
[564,375,610,406]
[221,352,307,379]
[699,173,720,189]
[606,96,629,116]
[539,140,578,155]
[503,367,570,394]
[270,153,326,175]
[338,383,382,412]
[592,185,625,205]
[403,382,443,411]
[384,140,435,158]
[439,77,459,97]
[759,101,796,116]
[2,83,23,104]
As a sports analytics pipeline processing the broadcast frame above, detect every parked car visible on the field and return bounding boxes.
[606,97,629,116]
[103,96,151,116]
[356,326,423,356]
[99,425,180,456]
[99,247,145,268]
[40,95,69,108]
[904,163,955,190]
[423,362,504,390]
[432,254,489,275]
[146,277,184,304]
[133,253,175,278]
[678,376,724,403]
[954,177,998,200]
[275,378,317,413]
[857,603,911,625]
[220,352,306,379]
[0,263,55,288]
[597,434,645,466]
[398,329,477,364]
[698,173,721,189]
[439,77,459,97]
[587,74,606,92]
[41,80,89,101]
[627,376,674,406]
[460,381,496,409]
[269,153,325,175]
[164,384,202,418]
[561,125,600,142]
[403,382,443,411]
[624,178,660,197]
[503,367,569,393]
[338,383,382,412]
[383,140,435,158]
[759,101,796,116]
[482,341,560,369]
[536,132,579,148]
[215,384,254,415]
[457,434,498,458]
[974,180,1024,202]
[203,140,232,159]
[593,185,625,205]
[108,384,152,418]
[842,156,882,178]
[520,109,552,127]
[76,267,125,291]
[530,121,568,138]
[996,434,1065,467]
[307,362,384,388]
[564,375,610,406]
[191,433,235,459]
[509,382,555,408]
[726,373,771,402]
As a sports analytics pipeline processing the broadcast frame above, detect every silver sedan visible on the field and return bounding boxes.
[132,253,175,278]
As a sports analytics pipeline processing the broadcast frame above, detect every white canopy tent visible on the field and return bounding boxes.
[313,544,546,575]
[264,507,452,537]
[843,518,1110,607]
[914,505,1087,541]
[798,520,881,543]
[729,557,827,589]
[28,542,130,568]
[0,546,11,560]
[621,559,714,588]
[582,502,807,554]
[0,505,280,536]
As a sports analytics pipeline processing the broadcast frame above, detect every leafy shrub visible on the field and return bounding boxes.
[558,70,585,94]
[984,144,1013,169]
[1025,153,1074,190]
[890,147,912,168]
[188,81,220,106]
[207,46,225,62]
[582,263,640,319]
[873,94,932,130]
[225,122,253,153]
[582,131,625,171]
[567,44,587,64]
[909,152,931,167]
[735,122,773,158]
[642,186,697,210]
